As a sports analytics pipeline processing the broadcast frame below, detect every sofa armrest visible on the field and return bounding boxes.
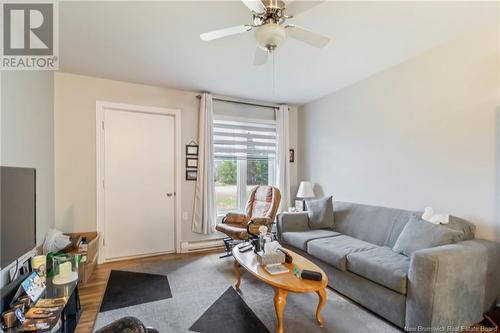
[223,212,249,226]
[247,217,273,236]
[276,212,310,241]
[406,239,500,331]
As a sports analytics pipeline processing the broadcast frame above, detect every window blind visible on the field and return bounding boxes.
[213,100,276,121]
[213,119,276,160]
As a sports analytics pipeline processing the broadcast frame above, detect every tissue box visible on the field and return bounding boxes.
[256,251,286,266]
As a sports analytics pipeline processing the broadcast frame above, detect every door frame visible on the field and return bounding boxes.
[96,101,182,263]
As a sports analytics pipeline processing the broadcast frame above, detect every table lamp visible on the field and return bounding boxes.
[296,181,315,211]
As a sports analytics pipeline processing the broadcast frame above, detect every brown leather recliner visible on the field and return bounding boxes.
[216,185,281,257]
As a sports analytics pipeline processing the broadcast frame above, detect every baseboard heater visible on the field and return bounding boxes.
[180,239,225,253]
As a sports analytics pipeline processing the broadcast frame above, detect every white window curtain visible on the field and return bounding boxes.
[192,93,217,234]
[276,104,290,211]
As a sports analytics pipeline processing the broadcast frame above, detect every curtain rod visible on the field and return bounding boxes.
[196,94,279,110]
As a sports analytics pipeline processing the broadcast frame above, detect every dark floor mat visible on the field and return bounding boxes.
[189,287,269,333]
[99,270,172,312]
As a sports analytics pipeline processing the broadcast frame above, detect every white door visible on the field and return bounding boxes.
[103,109,175,261]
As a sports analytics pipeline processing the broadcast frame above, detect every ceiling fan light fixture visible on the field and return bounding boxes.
[199,0,330,65]
[254,23,286,51]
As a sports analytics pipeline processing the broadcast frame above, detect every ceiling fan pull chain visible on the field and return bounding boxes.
[272,50,276,96]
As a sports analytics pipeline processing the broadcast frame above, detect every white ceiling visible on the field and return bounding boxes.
[59,1,497,105]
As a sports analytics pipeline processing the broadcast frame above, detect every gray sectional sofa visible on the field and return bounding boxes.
[277,201,500,331]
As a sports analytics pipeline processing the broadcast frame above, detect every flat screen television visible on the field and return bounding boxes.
[0,166,36,269]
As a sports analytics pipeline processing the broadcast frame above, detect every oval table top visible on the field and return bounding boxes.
[232,246,328,293]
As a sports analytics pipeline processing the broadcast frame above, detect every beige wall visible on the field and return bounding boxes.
[54,72,298,244]
[1,71,55,245]
[299,23,500,240]
[289,105,299,202]
[54,72,210,243]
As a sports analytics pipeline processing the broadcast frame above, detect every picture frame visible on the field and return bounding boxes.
[186,144,199,156]
[289,149,295,163]
[186,158,198,168]
[295,199,304,212]
[20,259,31,276]
[186,170,197,181]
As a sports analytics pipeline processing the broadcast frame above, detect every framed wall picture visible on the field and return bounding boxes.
[186,158,198,168]
[295,199,304,212]
[186,144,199,156]
[186,170,197,181]
[20,259,31,276]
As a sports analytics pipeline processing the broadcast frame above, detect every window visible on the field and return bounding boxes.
[213,117,276,215]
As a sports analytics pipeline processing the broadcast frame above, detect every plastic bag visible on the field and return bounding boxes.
[42,228,71,254]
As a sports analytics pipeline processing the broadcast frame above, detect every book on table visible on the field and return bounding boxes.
[264,264,289,275]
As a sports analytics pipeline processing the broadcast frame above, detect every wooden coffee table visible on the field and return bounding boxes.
[232,247,328,333]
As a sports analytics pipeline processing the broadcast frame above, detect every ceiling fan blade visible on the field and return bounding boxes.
[254,47,268,66]
[200,25,252,41]
[285,24,330,48]
[285,0,324,17]
[241,0,267,14]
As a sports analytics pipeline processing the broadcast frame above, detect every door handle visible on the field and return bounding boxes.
[166,192,173,197]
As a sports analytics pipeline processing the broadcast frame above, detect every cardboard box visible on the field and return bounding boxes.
[64,232,99,285]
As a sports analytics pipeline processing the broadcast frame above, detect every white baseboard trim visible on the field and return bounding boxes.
[180,238,225,253]
[102,250,176,264]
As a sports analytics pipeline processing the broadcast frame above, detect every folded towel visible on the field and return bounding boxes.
[422,207,450,225]
[422,207,436,223]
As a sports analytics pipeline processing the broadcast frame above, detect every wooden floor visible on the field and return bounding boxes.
[75,250,222,333]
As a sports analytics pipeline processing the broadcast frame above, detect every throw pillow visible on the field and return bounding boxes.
[393,214,465,256]
[305,196,334,230]
[445,216,476,241]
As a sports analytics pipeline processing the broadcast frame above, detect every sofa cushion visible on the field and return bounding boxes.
[393,215,465,256]
[333,202,413,247]
[281,230,340,251]
[347,247,410,294]
[307,235,378,271]
[305,196,334,229]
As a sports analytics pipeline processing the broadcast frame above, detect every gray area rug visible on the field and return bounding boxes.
[94,254,402,333]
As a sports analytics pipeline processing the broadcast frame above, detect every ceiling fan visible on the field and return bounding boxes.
[200,0,330,66]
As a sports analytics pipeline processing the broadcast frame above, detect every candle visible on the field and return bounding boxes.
[59,262,72,278]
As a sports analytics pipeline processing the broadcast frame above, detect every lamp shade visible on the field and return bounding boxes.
[296,181,315,199]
